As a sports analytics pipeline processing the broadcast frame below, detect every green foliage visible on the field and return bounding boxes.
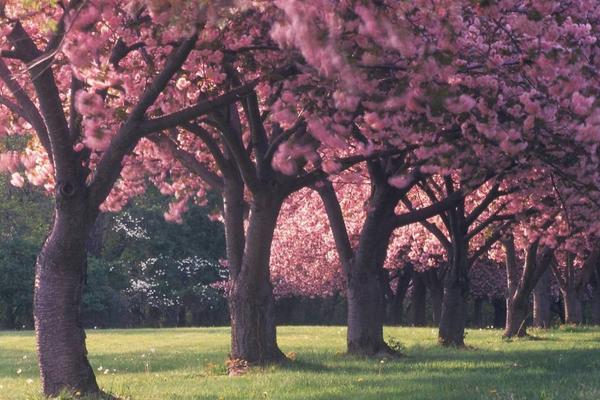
[0,239,36,329]
[91,186,228,327]
[385,336,406,354]
[0,176,51,329]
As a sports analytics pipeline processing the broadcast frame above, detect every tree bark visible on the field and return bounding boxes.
[346,185,399,356]
[438,205,468,347]
[347,270,389,355]
[386,265,411,325]
[562,288,583,325]
[411,272,427,326]
[504,296,529,337]
[503,238,552,338]
[532,269,551,329]
[228,194,285,363]
[35,209,99,397]
[438,277,467,346]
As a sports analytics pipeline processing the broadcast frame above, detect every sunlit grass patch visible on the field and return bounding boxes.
[1,326,600,400]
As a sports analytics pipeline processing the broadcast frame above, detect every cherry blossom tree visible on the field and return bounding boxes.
[0,0,252,395]
[405,175,516,345]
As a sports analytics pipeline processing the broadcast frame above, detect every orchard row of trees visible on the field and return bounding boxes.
[3,0,600,397]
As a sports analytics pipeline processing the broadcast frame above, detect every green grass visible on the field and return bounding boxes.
[2,326,600,400]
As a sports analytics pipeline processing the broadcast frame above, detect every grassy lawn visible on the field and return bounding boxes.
[1,326,600,400]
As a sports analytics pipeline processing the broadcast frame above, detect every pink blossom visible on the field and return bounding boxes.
[10,172,25,188]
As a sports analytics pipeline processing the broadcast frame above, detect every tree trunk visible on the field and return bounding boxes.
[424,269,443,326]
[492,298,506,328]
[473,298,483,328]
[317,179,401,356]
[504,296,529,337]
[177,305,187,327]
[346,186,399,356]
[386,267,411,325]
[347,270,389,355]
[412,273,427,326]
[532,269,551,328]
[438,220,468,346]
[562,288,583,325]
[438,280,467,346]
[228,194,285,364]
[591,281,600,325]
[502,238,552,338]
[35,211,99,397]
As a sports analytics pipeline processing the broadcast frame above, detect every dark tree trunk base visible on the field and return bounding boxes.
[35,216,100,397]
[229,284,286,365]
[503,301,529,338]
[438,282,466,347]
[563,290,583,325]
[347,340,403,358]
[347,269,390,358]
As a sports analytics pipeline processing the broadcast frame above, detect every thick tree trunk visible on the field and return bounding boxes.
[412,273,427,326]
[35,212,99,397]
[317,179,401,356]
[229,195,285,364]
[439,219,468,346]
[347,271,389,355]
[346,186,399,356]
[504,295,529,337]
[438,280,467,346]
[562,289,583,325]
[502,238,552,338]
[532,269,551,328]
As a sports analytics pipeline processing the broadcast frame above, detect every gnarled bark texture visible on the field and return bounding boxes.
[35,194,98,396]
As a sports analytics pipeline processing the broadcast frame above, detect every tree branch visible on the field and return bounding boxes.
[138,81,257,134]
[88,33,199,210]
[8,22,74,181]
[181,122,229,175]
[0,58,53,165]
[465,184,501,227]
[402,197,451,251]
[394,191,463,228]
[315,181,354,273]
[149,133,224,192]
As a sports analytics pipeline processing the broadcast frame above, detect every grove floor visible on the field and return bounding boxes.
[1,326,600,399]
